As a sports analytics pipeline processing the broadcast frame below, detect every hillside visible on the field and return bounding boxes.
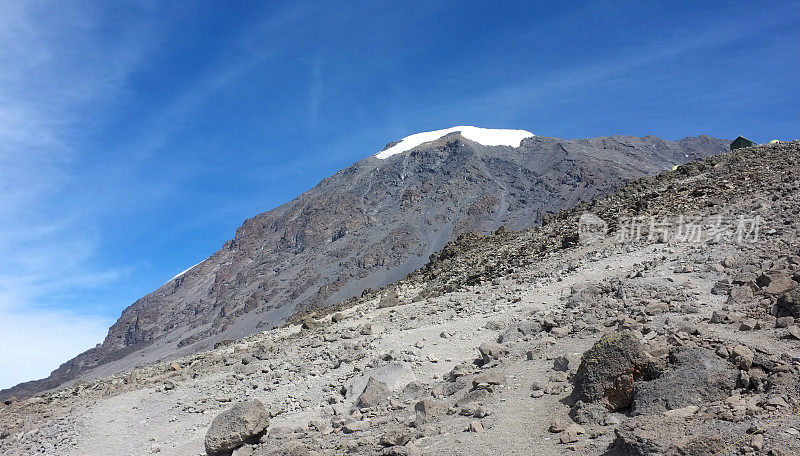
[1,141,797,456]
[0,130,727,400]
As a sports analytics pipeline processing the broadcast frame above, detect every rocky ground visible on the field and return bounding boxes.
[1,141,798,455]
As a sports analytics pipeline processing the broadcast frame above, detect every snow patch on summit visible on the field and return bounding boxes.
[376,126,534,159]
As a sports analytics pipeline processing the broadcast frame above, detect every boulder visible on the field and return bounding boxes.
[345,363,416,401]
[760,273,797,295]
[378,289,401,308]
[570,331,660,411]
[300,317,319,330]
[205,400,270,456]
[569,400,609,426]
[414,399,445,423]
[355,377,391,408]
[379,431,412,447]
[727,285,753,304]
[477,342,509,365]
[631,348,736,416]
[342,420,370,433]
[777,289,800,318]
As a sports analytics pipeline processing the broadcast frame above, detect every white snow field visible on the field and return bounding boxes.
[376,126,534,159]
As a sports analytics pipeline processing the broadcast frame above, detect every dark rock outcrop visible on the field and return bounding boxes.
[570,331,661,411]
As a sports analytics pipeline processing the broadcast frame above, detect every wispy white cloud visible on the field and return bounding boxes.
[0,1,160,388]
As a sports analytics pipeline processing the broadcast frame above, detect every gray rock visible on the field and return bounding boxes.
[777,289,800,318]
[346,363,416,401]
[760,274,797,295]
[414,399,445,422]
[259,441,315,456]
[342,420,370,433]
[379,431,411,447]
[355,377,390,408]
[378,289,401,308]
[610,415,739,456]
[204,400,270,456]
[569,400,609,426]
[478,343,509,365]
[631,348,736,416]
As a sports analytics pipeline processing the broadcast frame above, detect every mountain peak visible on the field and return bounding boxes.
[375,126,535,159]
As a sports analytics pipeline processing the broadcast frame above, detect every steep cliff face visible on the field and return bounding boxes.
[1,131,728,399]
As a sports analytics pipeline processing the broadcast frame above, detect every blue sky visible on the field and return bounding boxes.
[0,0,797,389]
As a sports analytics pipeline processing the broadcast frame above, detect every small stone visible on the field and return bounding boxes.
[549,418,569,433]
[531,390,544,398]
[379,431,411,447]
[750,433,764,450]
[343,420,370,433]
[478,342,509,364]
[169,362,181,371]
[739,319,757,331]
[730,345,755,369]
[775,316,794,328]
[663,405,699,418]
[787,326,800,340]
[468,421,483,433]
[553,356,569,372]
[559,424,585,443]
[710,311,729,324]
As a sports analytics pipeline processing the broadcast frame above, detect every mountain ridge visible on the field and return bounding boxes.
[0,132,728,401]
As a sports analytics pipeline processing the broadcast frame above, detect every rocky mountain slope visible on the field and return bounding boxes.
[1,141,798,456]
[0,130,727,401]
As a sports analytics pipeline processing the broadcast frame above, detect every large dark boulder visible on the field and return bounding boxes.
[631,348,736,416]
[570,331,661,411]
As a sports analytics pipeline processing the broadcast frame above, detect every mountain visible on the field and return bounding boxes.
[3,140,798,456]
[0,128,728,400]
